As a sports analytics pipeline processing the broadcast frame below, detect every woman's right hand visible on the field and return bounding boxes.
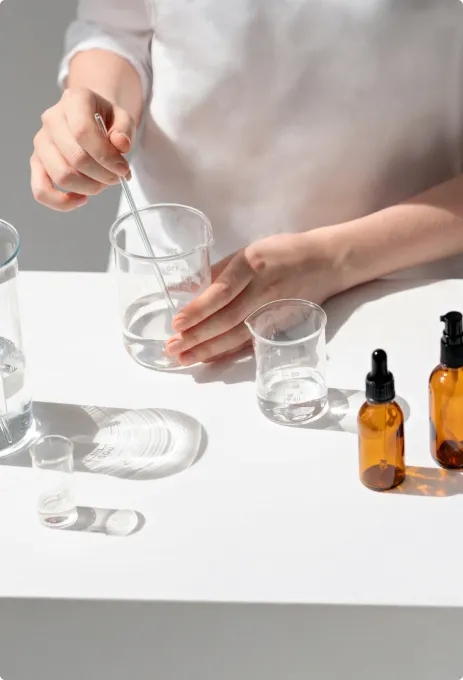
[31,87,135,211]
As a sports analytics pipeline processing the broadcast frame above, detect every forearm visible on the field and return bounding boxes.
[67,50,144,126]
[325,174,463,293]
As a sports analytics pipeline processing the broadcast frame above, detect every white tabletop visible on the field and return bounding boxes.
[1,272,462,609]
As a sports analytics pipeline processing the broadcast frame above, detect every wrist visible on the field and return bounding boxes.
[312,219,385,296]
[299,225,357,299]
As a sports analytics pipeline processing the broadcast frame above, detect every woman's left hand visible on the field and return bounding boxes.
[166,230,340,365]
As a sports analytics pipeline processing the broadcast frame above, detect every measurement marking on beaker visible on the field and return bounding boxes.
[163,263,178,274]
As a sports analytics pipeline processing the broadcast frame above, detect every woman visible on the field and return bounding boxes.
[31,0,463,366]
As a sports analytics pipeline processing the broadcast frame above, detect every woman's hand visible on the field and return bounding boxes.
[31,87,135,211]
[166,230,341,365]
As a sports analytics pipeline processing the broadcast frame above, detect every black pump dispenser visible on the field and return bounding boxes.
[365,349,395,404]
[440,311,463,369]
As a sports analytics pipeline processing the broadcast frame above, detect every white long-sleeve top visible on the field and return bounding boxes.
[60,0,463,275]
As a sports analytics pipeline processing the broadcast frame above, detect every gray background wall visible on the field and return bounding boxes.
[0,0,116,272]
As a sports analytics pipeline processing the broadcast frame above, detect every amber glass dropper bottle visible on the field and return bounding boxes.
[429,311,463,468]
[358,349,405,491]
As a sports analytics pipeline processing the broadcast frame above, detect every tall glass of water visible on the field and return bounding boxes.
[245,299,328,426]
[0,220,34,456]
[110,204,213,370]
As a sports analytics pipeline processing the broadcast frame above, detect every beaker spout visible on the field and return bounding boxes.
[244,306,265,338]
[245,300,292,340]
[245,300,284,341]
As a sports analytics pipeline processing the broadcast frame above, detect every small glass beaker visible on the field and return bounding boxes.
[0,220,34,456]
[245,299,328,425]
[110,204,213,370]
[30,435,78,528]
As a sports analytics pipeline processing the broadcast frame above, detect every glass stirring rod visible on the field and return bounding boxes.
[0,369,12,445]
[94,114,175,317]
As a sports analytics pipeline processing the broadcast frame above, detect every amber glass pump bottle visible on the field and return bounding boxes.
[429,311,463,468]
[358,349,405,491]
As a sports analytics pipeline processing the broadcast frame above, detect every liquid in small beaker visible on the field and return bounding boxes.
[246,299,328,426]
[257,365,328,425]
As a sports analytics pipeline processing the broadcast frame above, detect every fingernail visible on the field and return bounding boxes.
[166,338,183,354]
[115,162,130,177]
[117,131,132,145]
[126,169,132,181]
[173,316,186,332]
[110,130,132,151]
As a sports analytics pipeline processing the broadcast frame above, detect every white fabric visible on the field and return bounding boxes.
[60,0,463,276]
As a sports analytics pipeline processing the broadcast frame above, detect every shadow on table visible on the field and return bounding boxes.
[325,278,437,345]
[300,388,410,433]
[187,280,437,386]
[387,466,463,498]
[303,390,460,499]
[0,402,207,481]
[65,506,146,536]
[192,348,256,385]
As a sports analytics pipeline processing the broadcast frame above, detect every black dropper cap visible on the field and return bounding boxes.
[440,311,463,368]
[365,349,395,404]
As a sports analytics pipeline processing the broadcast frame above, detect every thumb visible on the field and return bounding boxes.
[108,105,136,154]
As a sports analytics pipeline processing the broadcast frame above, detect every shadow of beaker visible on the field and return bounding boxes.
[64,506,146,536]
[1,402,207,481]
[387,466,463,497]
[192,348,256,385]
[302,388,411,433]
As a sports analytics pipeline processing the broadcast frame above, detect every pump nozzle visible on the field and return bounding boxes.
[366,348,395,403]
[439,311,463,368]
[440,311,463,343]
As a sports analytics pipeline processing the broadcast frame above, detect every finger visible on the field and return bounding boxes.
[30,155,87,211]
[211,253,234,281]
[167,284,255,354]
[172,251,253,332]
[62,90,131,176]
[177,323,250,366]
[107,101,137,153]
[34,130,105,195]
[108,103,137,154]
[203,339,252,363]
[45,109,121,185]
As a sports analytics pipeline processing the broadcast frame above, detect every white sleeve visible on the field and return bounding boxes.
[58,0,153,104]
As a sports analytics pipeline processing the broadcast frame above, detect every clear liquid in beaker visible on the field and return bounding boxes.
[257,365,328,425]
[0,336,33,454]
[123,287,208,370]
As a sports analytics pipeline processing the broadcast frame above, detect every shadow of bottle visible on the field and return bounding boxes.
[387,466,463,497]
